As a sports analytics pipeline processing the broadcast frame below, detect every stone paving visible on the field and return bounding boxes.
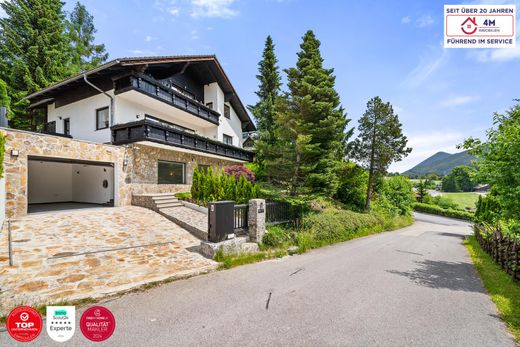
[0,206,216,316]
[160,206,208,240]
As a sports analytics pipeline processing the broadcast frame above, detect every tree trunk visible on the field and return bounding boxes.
[365,116,378,211]
[290,152,301,196]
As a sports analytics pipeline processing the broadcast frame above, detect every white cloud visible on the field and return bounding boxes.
[144,35,156,42]
[190,0,238,18]
[401,16,411,24]
[169,7,180,16]
[191,29,200,40]
[128,49,145,55]
[416,15,434,28]
[440,95,480,107]
[402,45,449,88]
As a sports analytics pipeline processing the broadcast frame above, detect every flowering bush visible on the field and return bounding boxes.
[224,165,256,183]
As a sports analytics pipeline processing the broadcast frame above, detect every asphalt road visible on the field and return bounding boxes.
[1,213,516,346]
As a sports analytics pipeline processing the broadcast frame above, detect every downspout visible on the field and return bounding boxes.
[83,74,114,127]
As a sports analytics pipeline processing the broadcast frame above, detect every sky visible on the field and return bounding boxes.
[24,0,520,171]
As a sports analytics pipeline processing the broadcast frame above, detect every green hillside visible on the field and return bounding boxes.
[404,151,476,176]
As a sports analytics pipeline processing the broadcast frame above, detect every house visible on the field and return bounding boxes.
[242,131,258,151]
[0,55,255,222]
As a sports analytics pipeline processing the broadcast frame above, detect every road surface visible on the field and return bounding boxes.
[0,213,515,346]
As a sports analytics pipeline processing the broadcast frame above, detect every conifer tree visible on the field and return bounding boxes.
[0,79,11,118]
[271,30,352,195]
[67,2,108,73]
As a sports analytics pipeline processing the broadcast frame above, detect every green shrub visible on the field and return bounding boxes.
[377,176,415,216]
[175,192,191,200]
[262,225,293,247]
[334,162,367,211]
[413,202,474,221]
[190,166,257,205]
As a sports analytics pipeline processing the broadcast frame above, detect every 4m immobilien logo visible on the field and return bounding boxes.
[444,4,516,48]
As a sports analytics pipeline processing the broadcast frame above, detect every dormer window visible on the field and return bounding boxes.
[224,104,230,119]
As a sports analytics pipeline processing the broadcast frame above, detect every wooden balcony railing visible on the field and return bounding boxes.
[114,74,220,125]
[111,119,254,162]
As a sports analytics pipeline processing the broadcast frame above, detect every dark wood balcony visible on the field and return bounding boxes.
[114,74,220,125]
[111,119,254,162]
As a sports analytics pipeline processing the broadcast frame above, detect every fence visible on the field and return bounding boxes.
[474,224,520,281]
[233,204,248,232]
[266,202,299,225]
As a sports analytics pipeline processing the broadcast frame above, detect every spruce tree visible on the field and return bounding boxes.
[274,30,352,195]
[352,96,411,210]
[0,0,72,130]
[0,79,11,118]
[249,35,281,136]
[67,2,108,73]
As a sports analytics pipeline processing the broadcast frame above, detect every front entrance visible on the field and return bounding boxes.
[27,156,115,213]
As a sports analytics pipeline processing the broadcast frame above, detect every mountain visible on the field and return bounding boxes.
[404,151,476,176]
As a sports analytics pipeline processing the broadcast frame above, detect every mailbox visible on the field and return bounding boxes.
[208,201,234,242]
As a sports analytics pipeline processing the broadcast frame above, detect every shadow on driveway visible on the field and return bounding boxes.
[386,259,484,293]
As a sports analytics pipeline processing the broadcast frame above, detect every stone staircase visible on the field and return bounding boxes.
[132,193,208,241]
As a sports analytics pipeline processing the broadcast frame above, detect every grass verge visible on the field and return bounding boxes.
[464,235,520,342]
[440,192,479,210]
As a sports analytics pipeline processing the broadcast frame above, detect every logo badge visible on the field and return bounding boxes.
[80,306,116,342]
[46,306,75,342]
[6,306,43,342]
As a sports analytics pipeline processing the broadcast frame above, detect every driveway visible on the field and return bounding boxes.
[0,206,216,315]
[2,212,515,346]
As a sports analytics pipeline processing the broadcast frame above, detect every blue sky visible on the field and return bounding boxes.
[61,0,519,172]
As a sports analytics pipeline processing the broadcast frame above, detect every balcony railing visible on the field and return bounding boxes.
[111,119,254,162]
[114,74,220,125]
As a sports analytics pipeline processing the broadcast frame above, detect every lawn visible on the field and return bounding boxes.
[464,236,520,343]
[440,192,480,210]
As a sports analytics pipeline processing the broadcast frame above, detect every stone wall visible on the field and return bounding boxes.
[0,129,243,218]
[1,129,131,218]
[129,144,238,195]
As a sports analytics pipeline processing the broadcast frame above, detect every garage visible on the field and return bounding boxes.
[27,156,115,213]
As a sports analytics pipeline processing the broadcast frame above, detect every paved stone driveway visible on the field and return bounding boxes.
[0,206,216,316]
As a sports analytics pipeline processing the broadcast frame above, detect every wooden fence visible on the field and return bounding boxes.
[474,224,520,281]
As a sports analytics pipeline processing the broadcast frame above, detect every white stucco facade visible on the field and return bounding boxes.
[47,81,244,148]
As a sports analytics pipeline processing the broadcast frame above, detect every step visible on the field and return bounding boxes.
[153,198,180,205]
[152,195,178,201]
[156,202,184,208]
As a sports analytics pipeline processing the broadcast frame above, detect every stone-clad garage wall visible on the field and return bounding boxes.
[0,129,243,219]
[1,128,132,218]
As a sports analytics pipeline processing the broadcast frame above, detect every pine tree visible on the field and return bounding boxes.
[272,30,352,195]
[67,2,108,73]
[0,0,72,130]
[0,79,11,118]
[352,96,412,210]
[248,35,281,136]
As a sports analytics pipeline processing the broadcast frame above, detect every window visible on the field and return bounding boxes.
[63,118,70,136]
[223,134,233,145]
[158,160,185,184]
[96,107,109,130]
[206,102,213,110]
[224,104,230,119]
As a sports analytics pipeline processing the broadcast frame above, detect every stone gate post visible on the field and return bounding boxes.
[248,199,266,243]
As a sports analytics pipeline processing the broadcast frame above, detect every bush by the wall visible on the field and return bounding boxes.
[191,166,258,205]
[225,165,256,183]
[413,202,474,221]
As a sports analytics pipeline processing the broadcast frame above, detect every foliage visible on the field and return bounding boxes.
[224,165,256,183]
[463,102,520,222]
[334,161,368,211]
[67,1,108,73]
[413,203,474,221]
[175,192,192,200]
[416,180,428,203]
[265,30,352,196]
[441,166,476,192]
[190,166,258,205]
[376,176,415,216]
[244,162,265,182]
[0,78,11,118]
[352,96,411,210]
[464,236,520,342]
[0,0,106,130]
[262,225,294,248]
[475,193,500,223]
[0,133,4,179]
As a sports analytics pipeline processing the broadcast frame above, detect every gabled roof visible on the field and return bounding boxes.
[27,55,256,131]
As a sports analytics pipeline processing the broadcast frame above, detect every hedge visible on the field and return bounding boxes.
[413,202,474,221]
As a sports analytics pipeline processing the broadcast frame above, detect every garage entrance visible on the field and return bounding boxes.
[27,156,115,213]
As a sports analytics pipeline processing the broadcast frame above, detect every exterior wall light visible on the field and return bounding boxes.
[10,150,19,157]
